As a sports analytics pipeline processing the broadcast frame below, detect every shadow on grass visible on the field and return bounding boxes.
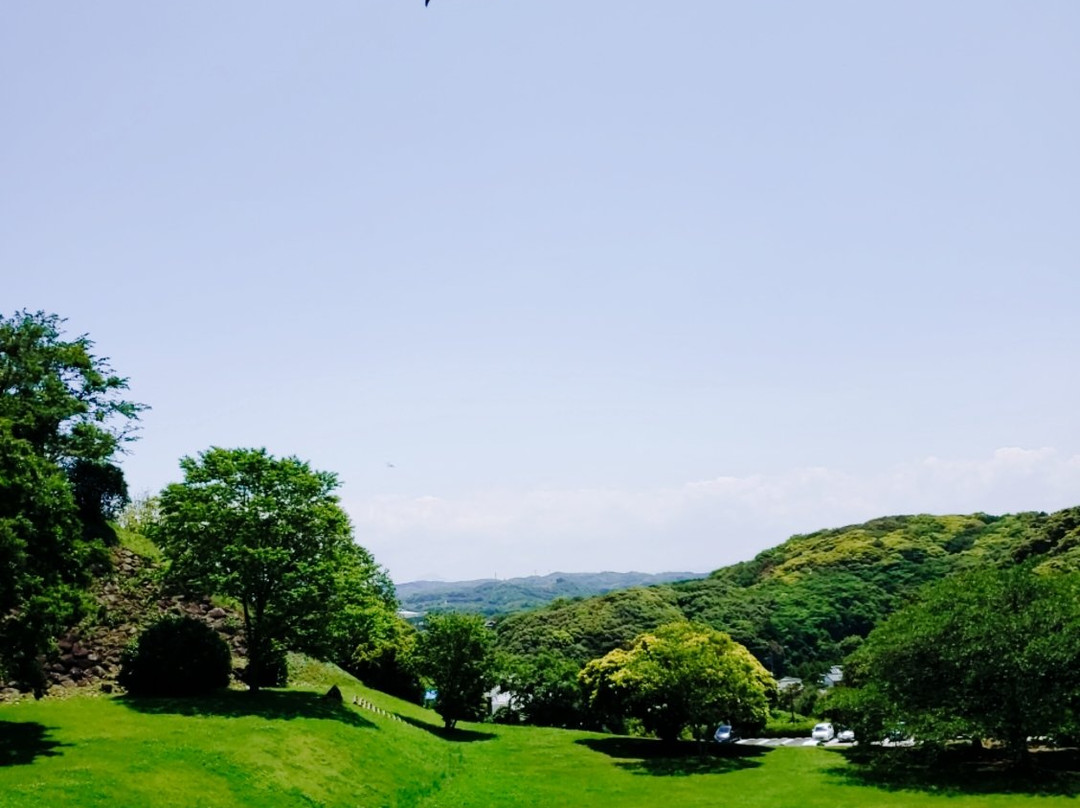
[825,746,1080,797]
[576,736,768,776]
[396,714,496,742]
[118,690,374,729]
[0,722,68,767]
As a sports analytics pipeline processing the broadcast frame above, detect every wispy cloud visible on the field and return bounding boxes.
[348,447,1080,582]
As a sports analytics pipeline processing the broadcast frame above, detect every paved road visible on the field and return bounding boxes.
[734,738,853,748]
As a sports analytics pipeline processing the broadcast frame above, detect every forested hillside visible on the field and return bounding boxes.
[496,509,1077,678]
[397,571,705,617]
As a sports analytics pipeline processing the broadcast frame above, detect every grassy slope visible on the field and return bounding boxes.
[2,666,1074,808]
[114,525,164,561]
[0,662,448,808]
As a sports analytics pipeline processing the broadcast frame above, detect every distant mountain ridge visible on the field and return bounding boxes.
[395,571,706,616]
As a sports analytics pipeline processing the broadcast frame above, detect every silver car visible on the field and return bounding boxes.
[811,722,835,742]
[713,724,738,743]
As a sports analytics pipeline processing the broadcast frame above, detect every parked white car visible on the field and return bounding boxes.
[811,722,835,742]
[713,724,739,744]
[836,728,855,743]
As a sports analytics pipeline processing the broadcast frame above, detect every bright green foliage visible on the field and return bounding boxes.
[497,587,685,664]
[496,651,584,727]
[1012,506,1080,570]
[671,512,1046,675]
[0,311,145,692]
[119,615,232,696]
[414,612,497,729]
[580,622,775,742]
[113,524,163,562]
[292,540,396,668]
[763,710,820,738]
[492,587,686,728]
[0,311,146,466]
[493,510,1080,701]
[0,426,87,692]
[501,511,1069,688]
[840,565,1080,757]
[349,614,424,702]
[154,447,394,691]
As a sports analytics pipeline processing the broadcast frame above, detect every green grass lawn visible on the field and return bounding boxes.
[2,666,1076,808]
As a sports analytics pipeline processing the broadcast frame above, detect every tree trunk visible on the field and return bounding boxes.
[243,600,260,694]
[1007,733,1030,769]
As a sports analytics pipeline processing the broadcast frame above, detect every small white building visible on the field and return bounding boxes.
[488,687,513,714]
[821,666,843,687]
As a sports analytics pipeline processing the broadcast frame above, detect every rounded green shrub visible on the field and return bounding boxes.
[119,615,232,696]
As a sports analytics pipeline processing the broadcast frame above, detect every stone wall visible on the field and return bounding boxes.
[1,546,248,700]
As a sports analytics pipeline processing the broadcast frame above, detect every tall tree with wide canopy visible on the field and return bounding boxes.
[0,311,145,693]
[155,447,393,691]
[839,564,1080,762]
[414,613,497,729]
[497,650,585,728]
[579,621,775,742]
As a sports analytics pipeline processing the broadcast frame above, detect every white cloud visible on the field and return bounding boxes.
[347,447,1080,583]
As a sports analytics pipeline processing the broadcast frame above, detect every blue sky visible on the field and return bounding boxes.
[4,2,1079,582]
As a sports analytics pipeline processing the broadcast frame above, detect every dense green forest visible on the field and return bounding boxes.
[495,509,1080,679]
[396,571,705,617]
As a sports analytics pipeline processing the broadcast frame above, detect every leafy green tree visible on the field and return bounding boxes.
[154,447,392,691]
[667,512,1044,676]
[497,651,585,728]
[0,426,86,693]
[579,621,775,743]
[0,311,145,465]
[841,565,1080,761]
[350,614,424,703]
[781,679,804,722]
[0,311,145,692]
[292,540,396,666]
[414,613,497,729]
